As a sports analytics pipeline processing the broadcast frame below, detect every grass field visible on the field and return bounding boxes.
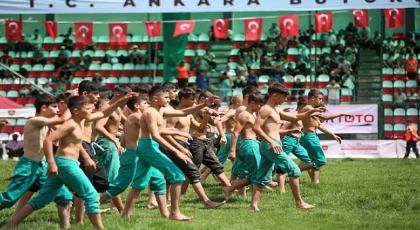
[0,159,420,230]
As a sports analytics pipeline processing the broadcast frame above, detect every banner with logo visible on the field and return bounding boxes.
[0,108,35,118]
[279,104,378,134]
[396,139,420,159]
[0,0,418,14]
[291,140,397,159]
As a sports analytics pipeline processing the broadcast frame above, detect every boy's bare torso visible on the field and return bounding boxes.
[124,112,142,149]
[301,105,320,133]
[261,105,281,141]
[238,110,257,140]
[140,108,164,138]
[57,119,84,161]
[224,109,236,133]
[23,119,51,161]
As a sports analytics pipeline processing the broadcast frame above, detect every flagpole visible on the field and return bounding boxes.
[146,13,152,85]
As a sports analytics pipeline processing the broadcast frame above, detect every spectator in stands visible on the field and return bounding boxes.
[295,58,308,75]
[260,56,273,75]
[326,31,337,45]
[285,62,296,76]
[54,52,69,70]
[93,72,105,86]
[0,69,13,81]
[271,65,285,83]
[236,59,248,75]
[31,47,46,65]
[6,134,24,158]
[341,71,356,91]
[298,31,310,46]
[196,70,210,90]
[233,71,247,88]
[220,73,232,102]
[393,88,407,108]
[239,44,257,64]
[246,70,258,87]
[327,79,341,105]
[360,28,372,48]
[338,57,352,75]
[0,51,13,66]
[78,53,92,71]
[265,39,277,56]
[275,56,286,70]
[394,53,406,68]
[208,26,215,41]
[407,88,419,101]
[291,78,304,100]
[344,49,357,71]
[331,50,342,67]
[204,50,217,70]
[29,29,43,46]
[61,35,74,51]
[60,27,73,37]
[383,52,395,67]
[267,23,280,39]
[405,54,418,80]
[224,65,236,78]
[337,35,346,47]
[405,34,417,52]
[176,61,190,88]
[19,86,30,97]
[330,71,342,83]
[307,24,316,35]
[193,55,209,72]
[129,45,144,64]
[42,84,54,94]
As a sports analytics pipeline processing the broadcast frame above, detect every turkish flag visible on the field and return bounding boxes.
[74,22,93,45]
[314,12,333,33]
[352,10,368,28]
[384,9,405,28]
[43,21,58,38]
[244,18,262,41]
[213,19,229,39]
[173,20,195,37]
[109,23,127,47]
[279,15,299,38]
[5,20,23,41]
[145,21,161,37]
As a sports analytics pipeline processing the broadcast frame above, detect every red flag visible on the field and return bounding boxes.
[74,22,93,45]
[145,21,161,37]
[352,10,368,28]
[213,19,229,39]
[279,15,299,38]
[384,9,405,28]
[43,21,58,38]
[314,13,333,33]
[5,20,23,41]
[173,21,195,37]
[109,23,127,47]
[244,18,262,41]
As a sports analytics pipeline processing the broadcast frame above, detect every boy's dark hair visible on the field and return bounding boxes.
[78,80,100,94]
[169,99,180,108]
[308,89,324,99]
[249,93,265,105]
[264,93,269,103]
[149,86,168,97]
[95,98,107,110]
[195,88,203,97]
[162,82,177,90]
[35,94,57,113]
[67,96,90,111]
[126,95,149,111]
[242,85,260,98]
[56,92,71,104]
[114,85,132,96]
[178,87,196,101]
[297,100,307,108]
[199,89,212,100]
[268,83,289,96]
[210,100,221,109]
[133,84,152,94]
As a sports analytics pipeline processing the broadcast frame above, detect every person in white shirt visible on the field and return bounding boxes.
[326,79,341,105]
[223,65,236,79]
[327,31,337,45]
[6,134,24,158]
[342,71,356,90]
[338,58,352,72]
[394,88,407,104]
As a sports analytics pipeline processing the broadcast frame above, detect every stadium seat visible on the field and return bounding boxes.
[142,77,151,84]
[1,126,13,134]
[13,126,24,133]
[393,123,406,131]
[89,63,101,71]
[101,63,112,71]
[71,77,84,85]
[406,108,419,123]
[37,77,49,84]
[154,77,164,85]
[382,94,393,102]
[196,49,206,56]
[233,34,245,41]
[393,108,406,123]
[0,134,9,141]
[230,49,240,56]
[294,74,306,82]
[318,74,330,82]
[232,89,242,95]
[130,77,141,84]
[6,90,19,98]
[259,75,270,83]
[393,80,405,88]
[21,64,32,71]
[184,49,196,57]
[15,97,27,105]
[228,62,238,70]
[382,81,393,94]
[287,48,299,55]
[116,50,128,57]
[394,68,406,80]
[384,124,393,131]
[188,76,197,83]
[406,80,417,88]
[10,64,20,72]
[8,133,22,140]
[106,50,117,57]
[118,77,130,84]
[341,88,353,96]
[106,77,118,84]
[198,33,210,42]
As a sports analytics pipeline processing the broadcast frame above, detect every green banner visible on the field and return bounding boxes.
[162,13,190,83]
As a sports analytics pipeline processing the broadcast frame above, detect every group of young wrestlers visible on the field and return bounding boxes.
[0,80,352,229]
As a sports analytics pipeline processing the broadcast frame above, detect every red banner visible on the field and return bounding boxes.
[173,20,195,37]
[145,21,162,37]
[314,12,333,33]
[5,20,22,41]
[244,18,262,41]
[109,23,127,47]
[352,10,368,28]
[213,19,229,39]
[74,22,93,45]
[384,9,405,28]
[43,21,58,38]
[279,15,299,38]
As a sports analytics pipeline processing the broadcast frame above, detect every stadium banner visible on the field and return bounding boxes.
[279,104,378,134]
[0,108,35,118]
[396,139,420,159]
[0,0,418,14]
[293,140,398,159]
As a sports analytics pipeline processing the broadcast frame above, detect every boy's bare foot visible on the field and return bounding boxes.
[249,205,260,211]
[279,189,286,193]
[204,200,225,209]
[222,186,231,201]
[263,185,273,191]
[268,181,278,187]
[296,202,316,209]
[100,208,112,214]
[147,203,158,209]
[312,180,320,184]
[169,213,193,221]
[121,213,132,220]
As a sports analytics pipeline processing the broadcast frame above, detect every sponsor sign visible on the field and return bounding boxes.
[0,0,418,14]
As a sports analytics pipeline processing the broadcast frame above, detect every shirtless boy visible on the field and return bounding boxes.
[222,93,266,203]
[99,95,150,212]
[201,95,243,183]
[165,87,224,208]
[252,83,318,210]
[0,94,73,228]
[122,86,218,220]
[94,86,132,184]
[300,89,349,184]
